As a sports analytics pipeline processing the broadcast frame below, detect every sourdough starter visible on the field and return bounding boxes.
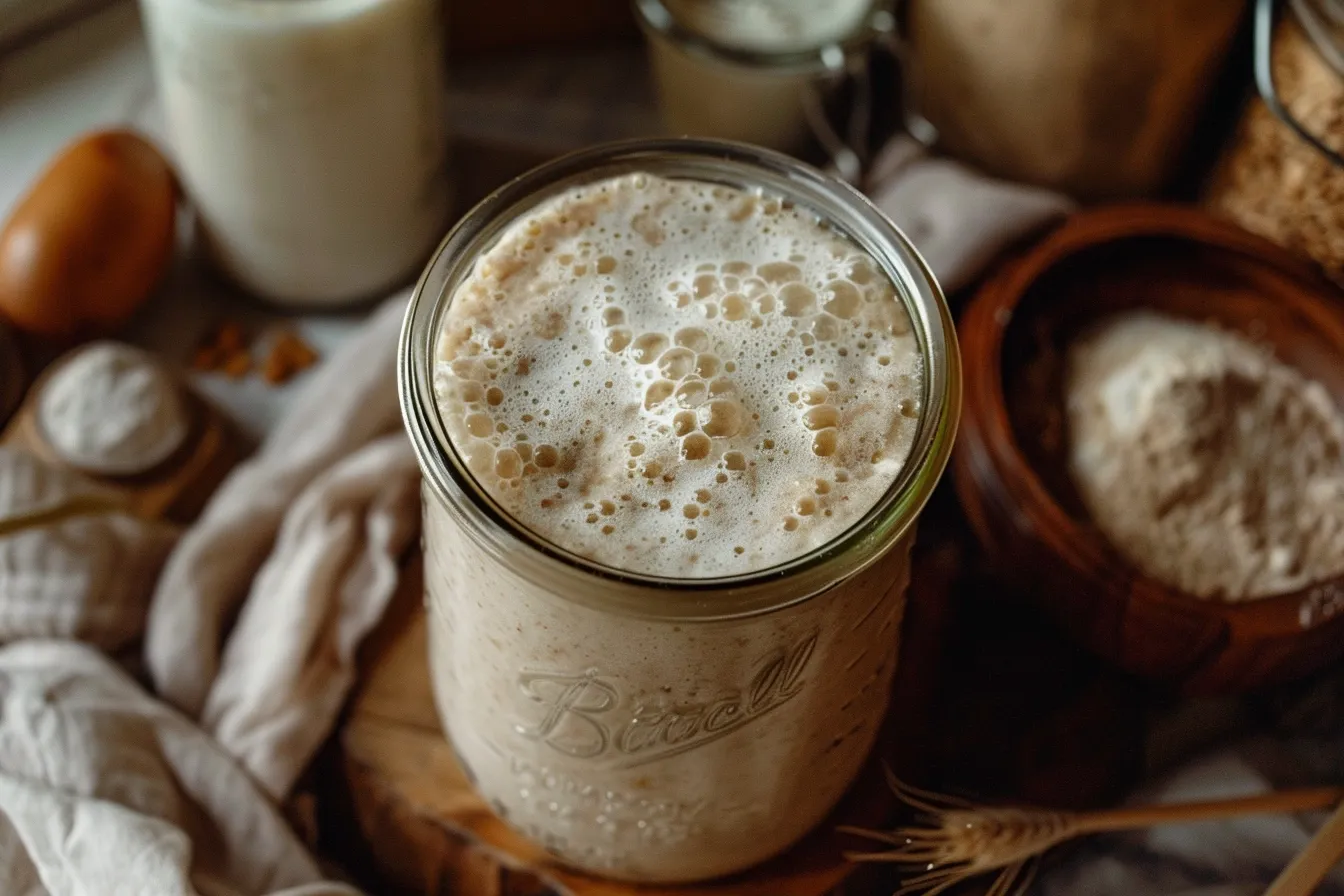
[425,172,923,880]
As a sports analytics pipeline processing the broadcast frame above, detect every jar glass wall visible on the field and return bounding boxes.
[399,139,959,882]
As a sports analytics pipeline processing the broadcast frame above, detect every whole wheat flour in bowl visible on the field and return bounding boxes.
[1065,310,1344,601]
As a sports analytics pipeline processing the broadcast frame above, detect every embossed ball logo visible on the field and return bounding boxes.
[515,632,819,767]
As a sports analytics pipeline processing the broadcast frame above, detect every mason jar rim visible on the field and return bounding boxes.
[399,137,960,621]
[631,0,893,73]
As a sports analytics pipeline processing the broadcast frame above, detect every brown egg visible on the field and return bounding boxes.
[0,130,178,340]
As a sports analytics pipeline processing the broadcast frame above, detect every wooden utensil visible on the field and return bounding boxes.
[954,203,1344,694]
[845,771,1344,896]
[1263,799,1344,896]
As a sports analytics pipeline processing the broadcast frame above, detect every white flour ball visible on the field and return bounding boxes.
[38,342,189,475]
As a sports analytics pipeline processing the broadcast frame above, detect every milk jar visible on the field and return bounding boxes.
[140,0,452,306]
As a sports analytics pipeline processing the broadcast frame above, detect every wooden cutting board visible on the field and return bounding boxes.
[336,554,899,896]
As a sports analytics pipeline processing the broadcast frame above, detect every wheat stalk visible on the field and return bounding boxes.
[843,768,1343,896]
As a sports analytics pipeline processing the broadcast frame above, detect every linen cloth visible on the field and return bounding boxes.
[863,137,1076,294]
[0,639,360,896]
[144,294,419,801]
[0,294,417,893]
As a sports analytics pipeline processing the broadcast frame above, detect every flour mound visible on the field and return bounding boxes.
[1066,311,1344,600]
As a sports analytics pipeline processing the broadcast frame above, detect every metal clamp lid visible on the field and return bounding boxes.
[1255,0,1344,168]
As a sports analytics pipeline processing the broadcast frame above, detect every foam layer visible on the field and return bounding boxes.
[433,172,922,577]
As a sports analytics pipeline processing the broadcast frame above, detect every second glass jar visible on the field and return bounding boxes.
[633,0,882,154]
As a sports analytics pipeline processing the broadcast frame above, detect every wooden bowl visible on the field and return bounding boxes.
[954,203,1344,695]
[0,343,250,524]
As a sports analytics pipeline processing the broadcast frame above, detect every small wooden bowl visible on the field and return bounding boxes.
[0,344,249,524]
[955,203,1344,695]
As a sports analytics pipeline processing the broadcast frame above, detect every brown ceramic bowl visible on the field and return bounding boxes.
[955,203,1344,695]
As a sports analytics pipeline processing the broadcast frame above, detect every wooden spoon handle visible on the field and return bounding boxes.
[1262,799,1344,896]
[1074,787,1344,835]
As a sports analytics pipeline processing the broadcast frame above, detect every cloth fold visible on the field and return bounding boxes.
[0,447,177,651]
[201,433,419,799]
[144,293,419,800]
[0,640,360,896]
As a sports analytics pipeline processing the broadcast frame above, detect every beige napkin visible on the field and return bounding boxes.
[0,296,419,893]
[0,639,360,896]
[202,434,419,798]
[144,293,420,800]
[864,137,1075,293]
[0,137,1074,893]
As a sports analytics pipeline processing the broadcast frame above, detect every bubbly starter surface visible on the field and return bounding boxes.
[433,173,922,577]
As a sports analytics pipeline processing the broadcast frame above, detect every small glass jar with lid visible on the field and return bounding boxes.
[1205,0,1344,286]
[632,0,889,157]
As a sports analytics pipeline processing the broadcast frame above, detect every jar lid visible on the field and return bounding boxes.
[633,0,891,71]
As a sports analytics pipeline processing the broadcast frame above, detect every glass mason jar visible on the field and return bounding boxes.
[139,0,452,307]
[632,0,887,157]
[1205,0,1344,286]
[399,139,960,883]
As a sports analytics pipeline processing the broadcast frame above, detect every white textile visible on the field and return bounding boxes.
[144,295,419,800]
[0,640,361,896]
